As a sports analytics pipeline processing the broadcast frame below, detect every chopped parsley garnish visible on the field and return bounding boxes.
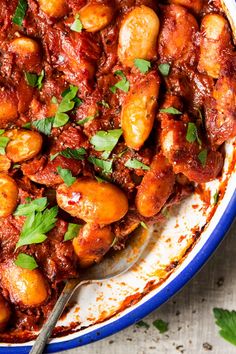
[159,107,182,115]
[0,130,5,135]
[53,85,79,128]
[110,70,130,93]
[77,113,97,126]
[0,136,10,155]
[186,122,202,145]
[197,108,204,122]
[57,167,76,186]
[22,122,31,129]
[98,100,110,108]
[50,147,86,161]
[12,0,28,26]
[88,156,113,174]
[153,319,169,333]
[32,117,54,136]
[70,14,83,32]
[125,158,150,171]
[198,149,207,166]
[118,148,128,157]
[14,197,47,216]
[140,221,148,230]
[158,63,171,76]
[51,96,58,104]
[14,253,38,270]
[110,236,118,248]
[16,201,58,249]
[136,320,150,329]
[64,223,82,241]
[213,308,236,346]
[134,59,151,74]
[90,129,123,156]
[25,70,45,90]
[95,175,106,183]
[213,191,219,205]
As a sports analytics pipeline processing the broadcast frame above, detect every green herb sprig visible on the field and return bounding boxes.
[110,71,130,93]
[12,0,28,26]
[14,253,38,270]
[16,200,58,249]
[134,59,151,74]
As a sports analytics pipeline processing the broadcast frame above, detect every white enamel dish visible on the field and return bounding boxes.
[1,1,236,352]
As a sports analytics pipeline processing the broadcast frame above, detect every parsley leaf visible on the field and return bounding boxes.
[50,147,86,161]
[95,175,106,183]
[213,191,219,205]
[90,129,123,155]
[110,71,130,93]
[12,0,28,26]
[51,96,58,104]
[140,221,148,230]
[57,167,76,186]
[213,308,236,346]
[25,70,44,89]
[70,14,83,32]
[77,114,97,126]
[36,70,45,90]
[25,72,37,87]
[198,149,207,166]
[98,100,110,108]
[88,156,113,174]
[14,197,48,216]
[159,107,182,115]
[16,205,58,249]
[32,117,54,136]
[53,85,79,128]
[134,59,151,74]
[64,223,82,241]
[14,253,38,270]
[186,122,202,145]
[53,112,70,127]
[22,122,31,129]
[158,63,171,76]
[153,319,169,333]
[125,158,150,171]
[136,320,150,329]
[0,136,10,155]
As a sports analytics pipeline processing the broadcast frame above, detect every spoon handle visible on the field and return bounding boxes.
[29,279,85,354]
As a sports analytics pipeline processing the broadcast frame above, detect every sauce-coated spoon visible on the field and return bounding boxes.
[30,226,152,354]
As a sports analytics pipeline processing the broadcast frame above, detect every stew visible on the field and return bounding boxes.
[0,0,235,338]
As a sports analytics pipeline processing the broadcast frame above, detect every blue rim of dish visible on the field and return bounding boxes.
[1,188,236,353]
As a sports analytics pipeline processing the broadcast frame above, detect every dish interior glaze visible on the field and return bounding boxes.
[1,0,236,351]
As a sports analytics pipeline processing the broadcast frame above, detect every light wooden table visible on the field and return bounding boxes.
[61,220,236,354]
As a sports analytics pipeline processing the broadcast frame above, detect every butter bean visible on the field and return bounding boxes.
[79,3,114,32]
[57,178,128,225]
[0,174,18,217]
[118,6,160,67]
[136,154,175,217]
[73,223,114,267]
[1,261,48,307]
[198,14,232,78]
[121,72,160,150]
[5,129,43,163]
[38,0,68,18]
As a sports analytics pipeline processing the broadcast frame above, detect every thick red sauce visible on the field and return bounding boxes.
[0,0,235,342]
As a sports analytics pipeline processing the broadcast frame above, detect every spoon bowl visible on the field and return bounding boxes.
[30,225,153,354]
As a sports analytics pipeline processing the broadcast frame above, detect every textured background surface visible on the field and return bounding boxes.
[61,220,236,354]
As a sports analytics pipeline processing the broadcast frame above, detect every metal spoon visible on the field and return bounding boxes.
[30,226,152,354]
